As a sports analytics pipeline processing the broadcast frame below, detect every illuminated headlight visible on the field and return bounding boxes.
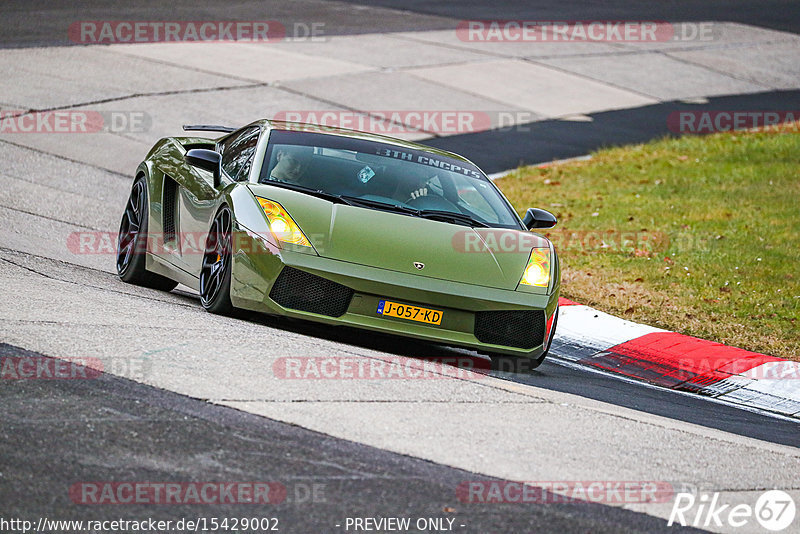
[519,248,551,288]
[256,198,312,247]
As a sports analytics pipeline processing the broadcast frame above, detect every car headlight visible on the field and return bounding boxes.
[256,198,312,247]
[519,247,551,288]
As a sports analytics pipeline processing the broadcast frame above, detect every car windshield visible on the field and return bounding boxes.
[258,129,522,229]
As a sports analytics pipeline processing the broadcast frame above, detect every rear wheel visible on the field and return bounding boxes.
[116,176,178,291]
[200,207,234,315]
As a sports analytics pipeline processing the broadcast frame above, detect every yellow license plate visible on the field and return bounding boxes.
[377,300,443,325]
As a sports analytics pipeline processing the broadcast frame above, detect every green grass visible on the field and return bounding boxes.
[497,126,800,360]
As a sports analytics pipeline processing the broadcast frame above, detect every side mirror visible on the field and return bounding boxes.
[185,149,222,187]
[522,208,557,230]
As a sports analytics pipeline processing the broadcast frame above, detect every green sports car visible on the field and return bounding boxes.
[116,120,561,367]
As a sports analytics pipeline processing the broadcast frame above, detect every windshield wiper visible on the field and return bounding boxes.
[339,196,489,227]
[339,196,419,216]
[416,209,490,228]
[261,180,349,204]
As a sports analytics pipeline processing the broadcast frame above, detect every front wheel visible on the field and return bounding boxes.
[116,176,178,291]
[538,306,559,362]
[200,207,234,315]
[489,352,546,373]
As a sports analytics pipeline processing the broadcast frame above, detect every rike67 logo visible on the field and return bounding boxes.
[668,490,796,531]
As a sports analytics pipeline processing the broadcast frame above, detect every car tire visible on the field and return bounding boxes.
[490,352,546,373]
[200,206,235,315]
[116,175,179,291]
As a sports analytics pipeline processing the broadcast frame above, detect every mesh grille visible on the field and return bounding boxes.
[269,267,354,317]
[162,176,177,243]
[474,310,546,349]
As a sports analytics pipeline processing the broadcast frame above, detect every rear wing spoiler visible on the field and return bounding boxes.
[182,124,237,133]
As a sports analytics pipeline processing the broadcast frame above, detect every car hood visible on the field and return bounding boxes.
[248,185,548,290]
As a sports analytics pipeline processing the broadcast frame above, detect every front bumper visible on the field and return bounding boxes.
[229,230,560,358]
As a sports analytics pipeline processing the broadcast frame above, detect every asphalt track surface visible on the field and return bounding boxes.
[337,1,800,35]
[0,0,455,48]
[1,344,706,534]
[0,248,797,532]
[4,0,800,47]
[429,89,800,173]
[1,1,799,533]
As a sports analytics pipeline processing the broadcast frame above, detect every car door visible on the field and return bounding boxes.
[178,126,262,276]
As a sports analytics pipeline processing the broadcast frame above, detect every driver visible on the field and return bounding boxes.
[393,165,435,203]
[269,145,312,184]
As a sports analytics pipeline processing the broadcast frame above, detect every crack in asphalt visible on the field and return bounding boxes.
[0,253,198,309]
[519,55,666,102]
[0,318,206,329]
[0,137,129,178]
[97,48,278,85]
[0,82,269,180]
[1,246,114,275]
[652,50,775,90]
[392,32,783,102]
[0,83,268,119]
[0,203,102,230]
[516,45,777,103]
[1,169,121,198]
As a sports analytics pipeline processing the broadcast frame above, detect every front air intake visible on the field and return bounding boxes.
[269,267,354,317]
[162,175,178,243]
[474,310,546,349]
